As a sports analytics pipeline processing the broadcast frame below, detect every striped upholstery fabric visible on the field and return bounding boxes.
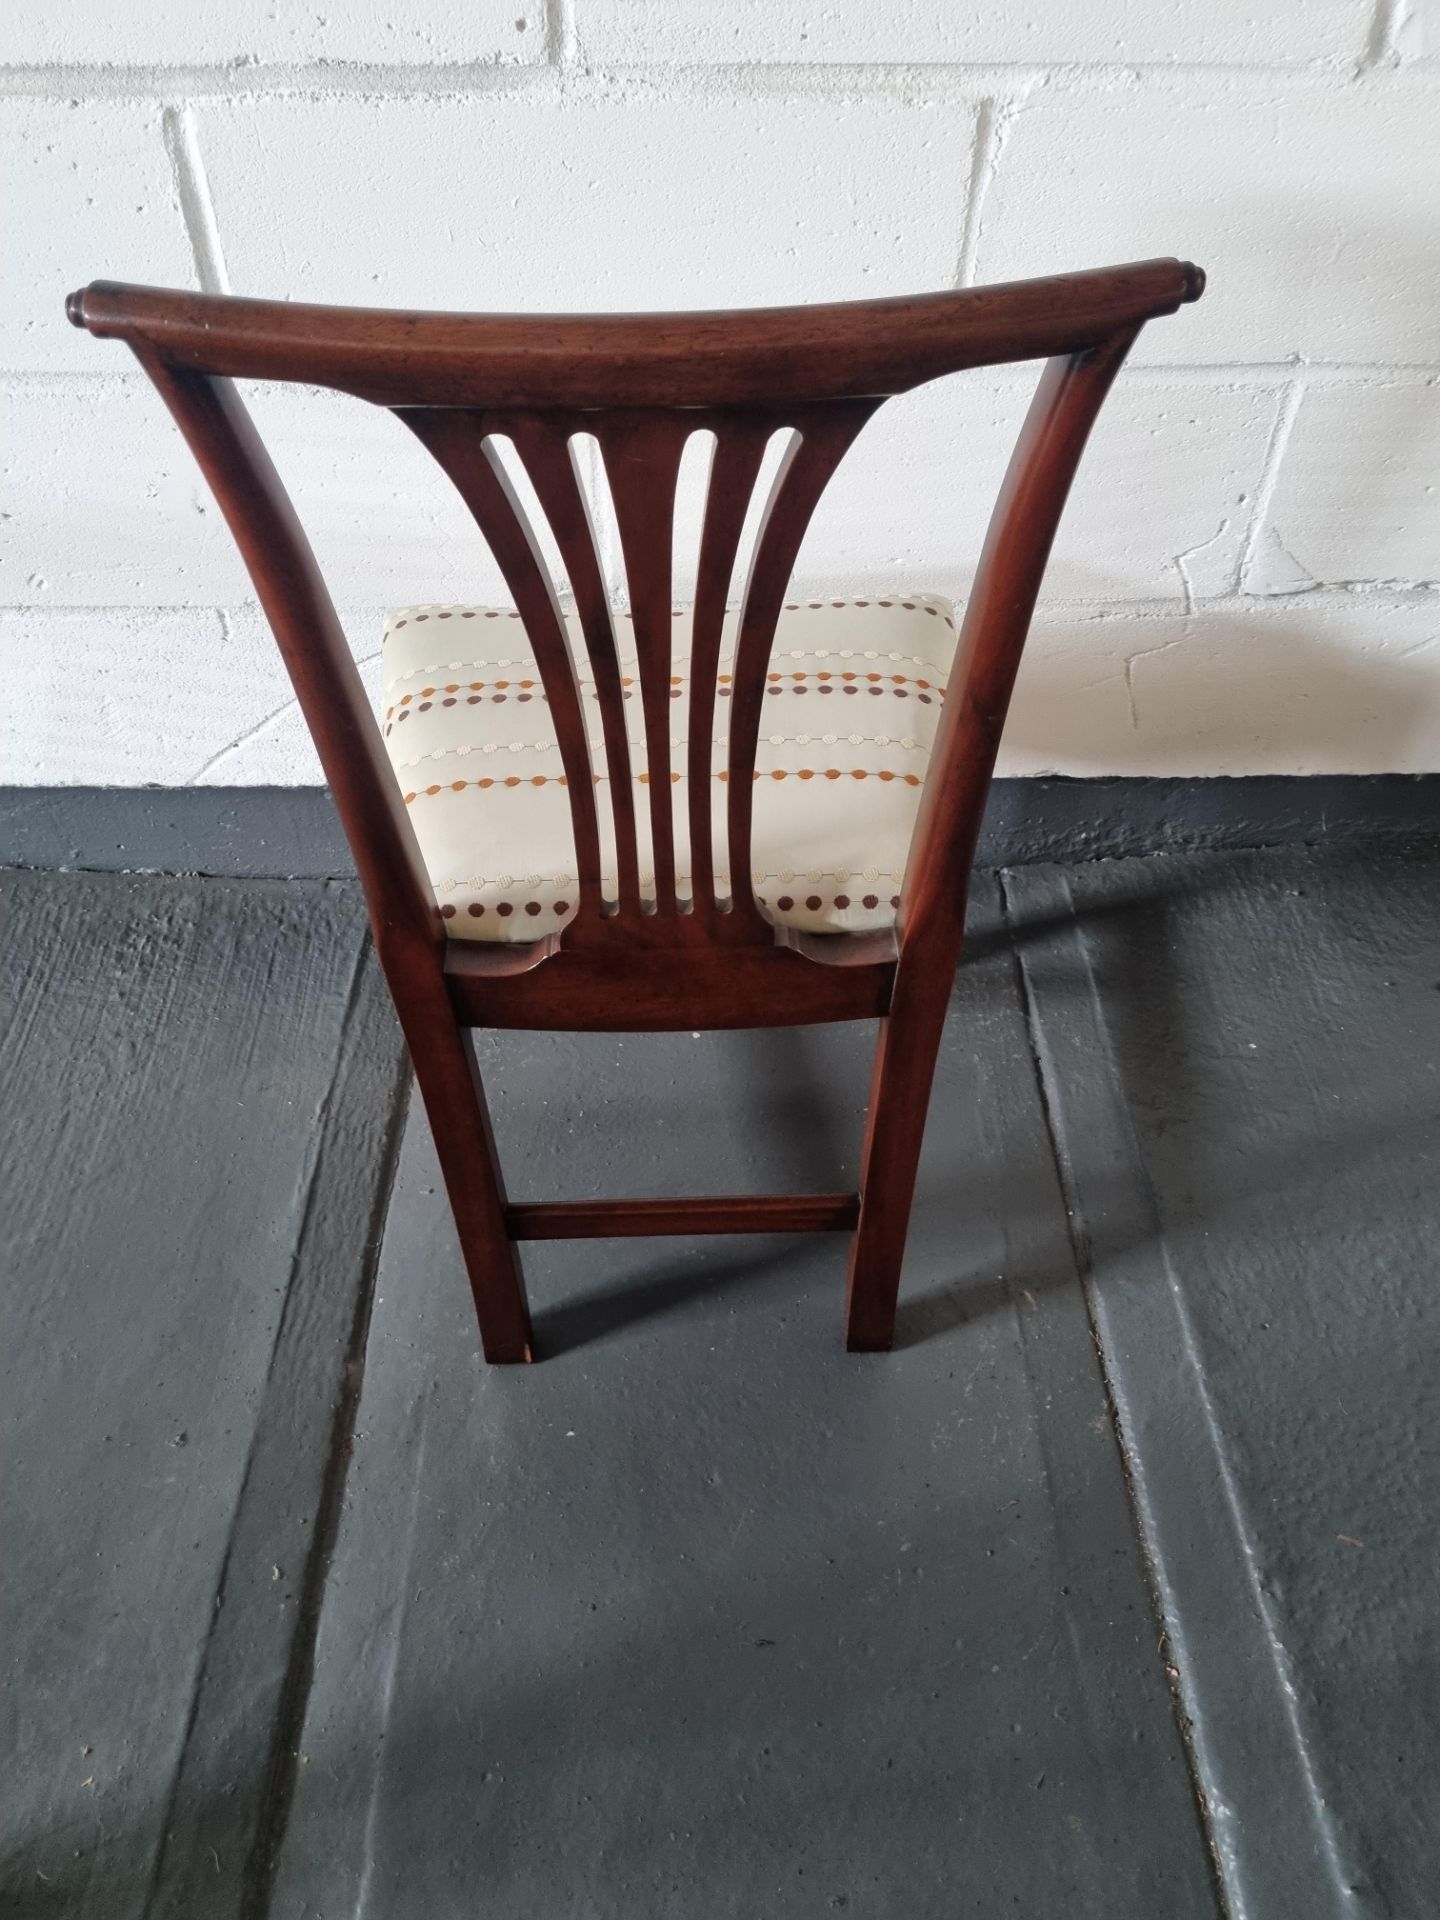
[380,594,956,942]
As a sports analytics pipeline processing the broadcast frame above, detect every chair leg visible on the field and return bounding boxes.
[398,992,533,1365]
[844,972,953,1353]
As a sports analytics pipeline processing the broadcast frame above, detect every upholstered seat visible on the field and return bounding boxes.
[381,595,956,941]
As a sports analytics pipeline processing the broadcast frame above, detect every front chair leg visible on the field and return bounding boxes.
[396,990,533,1364]
[844,973,953,1352]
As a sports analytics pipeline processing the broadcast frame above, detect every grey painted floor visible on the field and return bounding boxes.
[2,848,1436,1918]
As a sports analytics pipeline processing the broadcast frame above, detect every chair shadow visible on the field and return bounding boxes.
[898,844,1424,1354]
[533,1242,803,1357]
[728,1023,863,1190]
[893,854,1257,1352]
[891,1270,1014,1350]
[532,867,1209,1360]
[539,854,1326,1362]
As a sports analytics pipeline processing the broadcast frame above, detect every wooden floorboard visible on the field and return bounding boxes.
[1010,845,1440,1920]
[268,876,1216,1919]
[0,870,407,1920]
[11,847,1436,1916]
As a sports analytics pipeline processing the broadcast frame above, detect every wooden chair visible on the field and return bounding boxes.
[67,259,1204,1364]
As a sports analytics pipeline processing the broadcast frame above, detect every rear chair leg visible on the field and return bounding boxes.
[844,975,952,1352]
[399,995,533,1364]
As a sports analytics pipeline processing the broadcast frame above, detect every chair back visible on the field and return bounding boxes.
[68,262,1203,968]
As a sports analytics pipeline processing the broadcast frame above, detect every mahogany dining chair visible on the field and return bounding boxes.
[67,258,1205,1363]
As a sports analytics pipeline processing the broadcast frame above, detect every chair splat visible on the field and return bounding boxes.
[405,398,881,945]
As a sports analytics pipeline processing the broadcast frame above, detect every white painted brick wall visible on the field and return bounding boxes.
[973,84,1440,368]
[199,93,973,311]
[1244,378,1440,589]
[1,3,1436,786]
[3,100,196,373]
[573,0,1375,69]
[0,2,545,68]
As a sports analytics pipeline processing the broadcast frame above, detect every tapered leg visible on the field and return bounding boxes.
[844,971,953,1352]
[398,992,533,1364]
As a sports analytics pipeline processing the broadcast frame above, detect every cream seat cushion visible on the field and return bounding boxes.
[381,594,956,942]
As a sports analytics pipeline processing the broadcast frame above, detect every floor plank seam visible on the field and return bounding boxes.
[136,935,377,1920]
[236,984,413,1920]
[997,865,1233,1920]
[1011,861,1382,1914]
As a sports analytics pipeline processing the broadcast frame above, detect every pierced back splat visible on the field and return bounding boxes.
[402,399,878,950]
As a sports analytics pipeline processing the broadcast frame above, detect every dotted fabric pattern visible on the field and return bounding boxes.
[380,595,956,941]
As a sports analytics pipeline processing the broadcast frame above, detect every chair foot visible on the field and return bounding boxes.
[844,1247,901,1352]
[481,1329,535,1365]
[456,1198,537,1367]
[396,989,535,1366]
[845,1324,896,1355]
[842,969,953,1354]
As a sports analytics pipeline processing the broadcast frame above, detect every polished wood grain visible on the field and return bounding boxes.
[507,1194,861,1241]
[442,934,896,1031]
[846,330,1142,1351]
[722,405,880,930]
[69,261,1202,406]
[403,410,608,924]
[687,423,771,921]
[508,420,645,913]
[69,257,1204,1363]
